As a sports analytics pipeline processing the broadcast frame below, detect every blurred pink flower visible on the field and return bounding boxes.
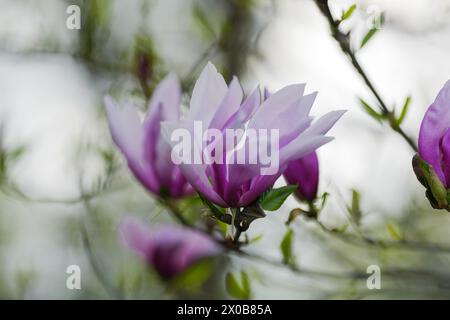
[104,74,193,198]
[119,217,219,279]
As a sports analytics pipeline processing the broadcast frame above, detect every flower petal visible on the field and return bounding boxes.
[238,173,281,207]
[440,128,450,187]
[280,134,334,164]
[209,76,244,130]
[222,86,261,131]
[119,216,155,262]
[248,83,306,129]
[161,120,228,207]
[301,110,347,136]
[419,80,450,185]
[104,95,143,163]
[147,73,181,121]
[104,96,160,193]
[188,62,228,127]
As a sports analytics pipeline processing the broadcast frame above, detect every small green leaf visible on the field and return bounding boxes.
[260,185,297,211]
[172,260,213,290]
[360,28,379,48]
[341,4,356,21]
[359,98,385,122]
[248,234,263,244]
[280,228,296,267]
[347,189,362,225]
[320,192,330,209]
[225,272,251,300]
[386,220,403,241]
[258,186,273,202]
[396,96,411,125]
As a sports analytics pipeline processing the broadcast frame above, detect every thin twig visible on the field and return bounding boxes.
[314,218,450,254]
[313,0,417,152]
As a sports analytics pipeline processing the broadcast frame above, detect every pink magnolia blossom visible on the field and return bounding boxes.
[162,63,345,208]
[120,217,219,279]
[104,74,192,198]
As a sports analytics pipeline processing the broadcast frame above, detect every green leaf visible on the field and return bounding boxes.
[386,220,403,241]
[225,272,251,300]
[341,4,356,21]
[280,228,296,266]
[396,96,411,125]
[175,260,213,286]
[320,192,330,209]
[360,28,379,48]
[347,189,362,225]
[260,185,297,211]
[258,185,273,202]
[359,98,385,122]
[248,234,263,244]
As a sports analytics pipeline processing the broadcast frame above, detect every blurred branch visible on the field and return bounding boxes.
[234,246,450,289]
[219,0,255,80]
[158,202,450,288]
[0,152,123,205]
[157,197,192,227]
[1,181,112,205]
[313,0,418,152]
[313,218,450,254]
[80,196,123,299]
[299,199,450,254]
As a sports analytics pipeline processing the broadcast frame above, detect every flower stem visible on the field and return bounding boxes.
[231,208,243,244]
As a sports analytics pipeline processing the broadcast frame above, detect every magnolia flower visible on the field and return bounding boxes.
[283,152,319,202]
[414,80,450,210]
[120,217,219,279]
[418,80,450,188]
[104,74,192,198]
[162,63,345,208]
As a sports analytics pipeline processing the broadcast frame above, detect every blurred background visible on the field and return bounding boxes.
[1,0,450,299]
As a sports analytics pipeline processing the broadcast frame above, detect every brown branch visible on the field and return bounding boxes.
[313,0,418,152]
